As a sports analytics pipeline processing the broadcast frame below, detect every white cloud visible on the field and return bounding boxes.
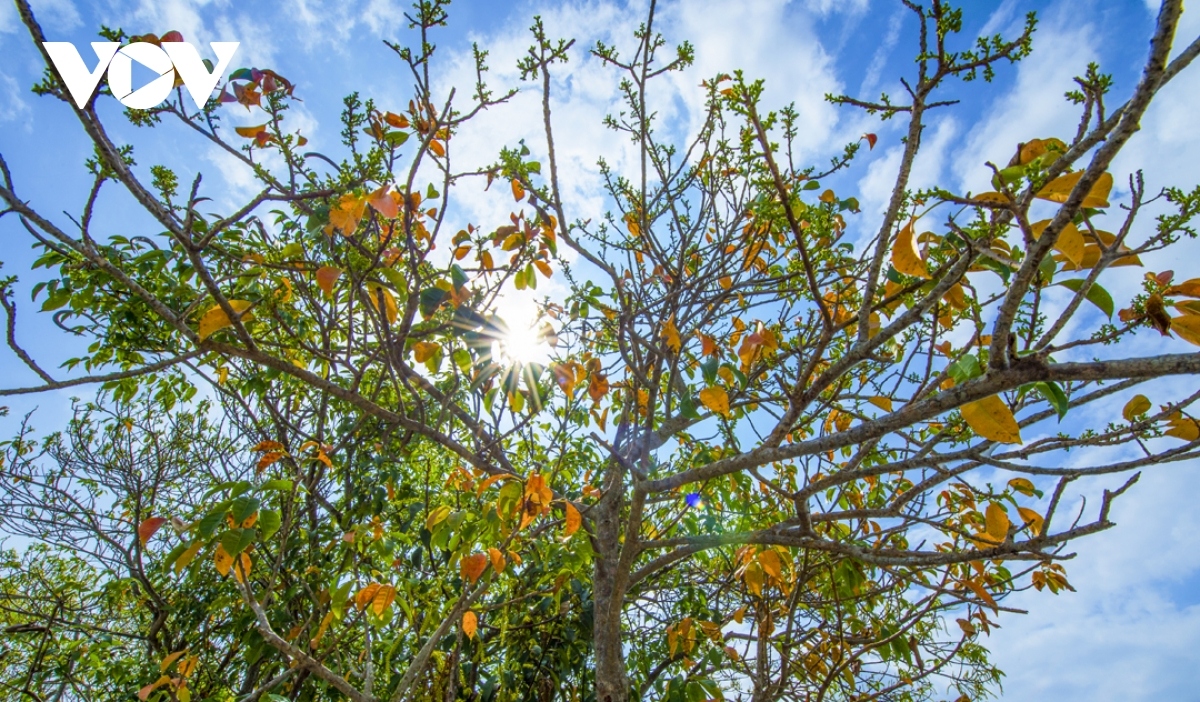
[0,71,32,127]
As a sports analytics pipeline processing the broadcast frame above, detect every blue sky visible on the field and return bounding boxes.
[1,0,1199,699]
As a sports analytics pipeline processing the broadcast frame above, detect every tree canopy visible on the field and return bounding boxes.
[2,0,1200,701]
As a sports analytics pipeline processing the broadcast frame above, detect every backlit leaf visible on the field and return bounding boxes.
[367,185,399,219]
[461,553,488,584]
[1057,278,1113,318]
[891,221,929,279]
[355,583,382,611]
[197,300,254,340]
[1017,506,1044,536]
[371,584,396,616]
[868,396,893,412]
[511,180,525,201]
[1170,314,1200,347]
[699,387,730,417]
[564,502,581,538]
[1036,170,1112,208]
[366,284,398,325]
[138,516,167,545]
[984,503,1010,542]
[463,610,478,639]
[214,544,234,576]
[1123,394,1151,421]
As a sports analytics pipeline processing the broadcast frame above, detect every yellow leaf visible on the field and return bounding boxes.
[1019,137,1066,165]
[174,541,203,575]
[1008,477,1036,497]
[371,584,396,616]
[310,611,333,650]
[757,550,783,582]
[475,474,513,497]
[1122,394,1151,421]
[365,284,398,325]
[661,317,682,353]
[1036,170,1113,208]
[412,341,440,363]
[214,544,234,576]
[972,191,1013,204]
[699,387,731,417]
[961,395,1022,444]
[1031,220,1084,267]
[743,562,764,596]
[962,578,998,611]
[819,189,836,204]
[1017,506,1044,536]
[197,300,254,341]
[719,276,733,290]
[511,179,525,202]
[462,610,478,639]
[1165,412,1200,441]
[233,552,251,583]
[159,650,186,672]
[891,220,929,279]
[563,502,582,538]
[868,396,893,412]
[1171,314,1200,347]
[425,505,451,532]
[984,503,1010,542]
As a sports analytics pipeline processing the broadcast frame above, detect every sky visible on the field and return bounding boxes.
[1,0,1199,699]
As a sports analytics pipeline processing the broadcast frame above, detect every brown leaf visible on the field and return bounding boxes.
[1146,294,1172,335]
[138,517,167,545]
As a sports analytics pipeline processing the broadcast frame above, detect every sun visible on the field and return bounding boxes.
[491,294,553,366]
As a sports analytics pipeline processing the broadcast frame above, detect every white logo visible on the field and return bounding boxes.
[42,41,240,110]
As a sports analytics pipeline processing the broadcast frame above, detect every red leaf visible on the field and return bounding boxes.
[138,517,167,545]
[863,133,877,150]
[160,30,184,43]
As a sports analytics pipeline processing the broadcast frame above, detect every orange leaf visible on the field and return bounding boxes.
[661,317,682,353]
[428,139,445,157]
[563,502,582,538]
[488,547,506,573]
[138,676,171,701]
[1171,314,1200,347]
[315,266,341,297]
[461,553,488,584]
[462,610,478,639]
[367,186,399,219]
[511,179,525,202]
[961,578,998,611]
[328,193,367,236]
[251,440,284,452]
[371,584,396,616]
[234,124,268,139]
[984,503,1010,542]
[365,284,398,324]
[355,583,382,611]
[1017,506,1044,536]
[412,341,440,363]
[138,517,167,545]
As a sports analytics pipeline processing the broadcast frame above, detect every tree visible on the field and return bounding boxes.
[2,0,1200,700]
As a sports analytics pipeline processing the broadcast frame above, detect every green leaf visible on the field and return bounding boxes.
[230,496,261,526]
[385,131,410,147]
[258,509,283,540]
[379,267,408,293]
[1057,278,1113,318]
[261,479,294,492]
[219,528,256,556]
[1034,381,1069,421]
[197,506,229,539]
[947,355,982,385]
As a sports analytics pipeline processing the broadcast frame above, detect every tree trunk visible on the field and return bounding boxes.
[592,481,630,702]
